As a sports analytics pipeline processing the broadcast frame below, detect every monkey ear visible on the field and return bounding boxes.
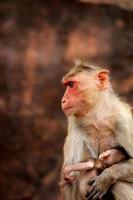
[99,150,111,160]
[96,70,110,90]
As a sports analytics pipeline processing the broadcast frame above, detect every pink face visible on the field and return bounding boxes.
[61,79,86,117]
[61,70,110,117]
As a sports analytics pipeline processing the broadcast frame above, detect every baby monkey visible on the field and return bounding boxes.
[62,147,128,199]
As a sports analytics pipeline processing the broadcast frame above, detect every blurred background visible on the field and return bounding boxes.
[0,0,133,200]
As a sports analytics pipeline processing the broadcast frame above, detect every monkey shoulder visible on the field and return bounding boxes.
[113,109,133,157]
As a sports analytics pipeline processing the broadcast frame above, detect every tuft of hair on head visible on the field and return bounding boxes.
[62,60,104,81]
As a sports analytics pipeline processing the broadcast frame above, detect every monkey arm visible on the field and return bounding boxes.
[86,159,133,200]
[111,117,133,183]
[86,158,133,200]
[103,158,133,183]
[63,160,95,181]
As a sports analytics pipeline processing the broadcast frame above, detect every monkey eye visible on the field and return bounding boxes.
[67,81,75,88]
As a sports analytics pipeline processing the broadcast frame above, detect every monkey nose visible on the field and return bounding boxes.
[62,99,66,104]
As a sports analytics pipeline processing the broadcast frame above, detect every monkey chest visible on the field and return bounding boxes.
[86,135,117,159]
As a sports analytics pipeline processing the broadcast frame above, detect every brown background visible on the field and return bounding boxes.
[0,0,133,200]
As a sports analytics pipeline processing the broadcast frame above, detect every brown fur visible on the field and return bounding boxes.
[60,61,133,200]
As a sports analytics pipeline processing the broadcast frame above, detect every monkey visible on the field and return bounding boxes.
[61,152,132,200]
[62,147,128,200]
[60,61,133,200]
[62,147,128,183]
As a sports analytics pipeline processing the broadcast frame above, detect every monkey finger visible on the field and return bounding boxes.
[92,192,101,200]
[99,191,106,199]
[64,175,75,182]
[87,184,95,193]
[86,186,97,199]
[69,175,75,181]
[64,172,75,180]
[85,185,95,198]
[87,189,98,200]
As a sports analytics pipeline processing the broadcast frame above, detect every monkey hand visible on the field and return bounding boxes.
[63,165,76,183]
[85,169,113,200]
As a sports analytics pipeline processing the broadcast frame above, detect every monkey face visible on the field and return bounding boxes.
[61,79,83,116]
[61,72,95,117]
[61,70,110,117]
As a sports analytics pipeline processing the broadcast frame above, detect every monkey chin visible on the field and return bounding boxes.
[63,107,78,117]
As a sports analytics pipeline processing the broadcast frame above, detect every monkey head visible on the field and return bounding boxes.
[61,63,110,117]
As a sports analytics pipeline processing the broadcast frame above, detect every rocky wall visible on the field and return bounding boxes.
[0,1,132,200]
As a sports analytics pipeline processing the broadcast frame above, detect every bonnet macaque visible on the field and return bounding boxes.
[62,147,128,200]
[60,61,133,200]
[63,148,127,183]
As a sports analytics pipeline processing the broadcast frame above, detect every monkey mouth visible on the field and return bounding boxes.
[62,106,73,112]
